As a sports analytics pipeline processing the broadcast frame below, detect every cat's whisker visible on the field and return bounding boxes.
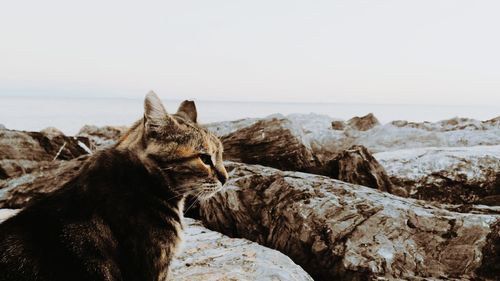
[184,191,203,215]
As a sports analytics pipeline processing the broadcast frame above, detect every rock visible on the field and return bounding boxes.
[40,127,65,137]
[200,161,500,280]
[347,113,380,131]
[172,218,313,281]
[220,116,317,171]
[204,118,260,137]
[331,120,346,130]
[323,145,401,195]
[0,124,6,130]
[375,145,500,205]
[0,129,90,179]
[476,219,500,280]
[77,125,128,149]
[0,210,313,281]
[209,113,500,166]
[0,156,88,208]
[392,116,500,132]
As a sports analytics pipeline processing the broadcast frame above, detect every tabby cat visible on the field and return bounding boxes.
[0,92,228,281]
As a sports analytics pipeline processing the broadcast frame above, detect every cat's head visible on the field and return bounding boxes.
[117,91,228,200]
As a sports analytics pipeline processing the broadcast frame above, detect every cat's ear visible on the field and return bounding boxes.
[176,100,197,123]
[144,91,175,131]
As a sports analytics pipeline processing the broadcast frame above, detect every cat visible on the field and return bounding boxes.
[0,91,228,281]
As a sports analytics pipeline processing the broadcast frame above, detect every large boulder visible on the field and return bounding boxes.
[200,162,500,280]
[0,129,90,179]
[219,116,317,172]
[323,145,401,195]
[0,156,88,208]
[347,113,380,131]
[375,145,500,205]
[0,210,313,281]
[172,218,313,281]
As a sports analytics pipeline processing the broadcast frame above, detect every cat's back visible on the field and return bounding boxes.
[0,149,149,281]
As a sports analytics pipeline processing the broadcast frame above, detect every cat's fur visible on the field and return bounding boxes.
[0,92,228,281]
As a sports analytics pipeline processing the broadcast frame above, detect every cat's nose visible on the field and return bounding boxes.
[215,169,228,185]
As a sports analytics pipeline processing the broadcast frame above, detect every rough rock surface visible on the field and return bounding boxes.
[0,129,90,179]
[330,120,346,130]
[172,218,313,281]
[0,156,88,208]
[391,116,500,132]
[77,125,127,149]
[375,145,500,205]
[0,210,313,281]
[220,117,317,171]
[200,162,500,280]
[347,113,380,131]
[323,145,398,194]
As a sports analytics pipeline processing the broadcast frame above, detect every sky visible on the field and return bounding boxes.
[1,0,499,105]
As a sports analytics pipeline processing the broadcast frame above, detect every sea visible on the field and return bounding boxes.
[0,96,498,135]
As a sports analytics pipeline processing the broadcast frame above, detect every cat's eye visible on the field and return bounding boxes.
[199,154,213,166]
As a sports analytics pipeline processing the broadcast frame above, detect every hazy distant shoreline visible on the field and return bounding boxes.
[0,96,498,135]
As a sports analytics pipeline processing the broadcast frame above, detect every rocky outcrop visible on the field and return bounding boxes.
[200,161,500,280]
[0,129,90,179]
[347,113,380,131]
[77,125,127,149]
[220,117,317,171]
[330,120,346,130]
[0,210,313,281]
[375,145,500,205]
[391,116,500,132]
[0,156,88,208]
[323,145,400,194]
[208,113,500,158]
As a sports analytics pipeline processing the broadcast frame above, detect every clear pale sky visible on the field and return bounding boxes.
[1,0,499,105]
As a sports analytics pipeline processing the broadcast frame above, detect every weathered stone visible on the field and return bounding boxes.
[209,113,500,158]
[40,127,65,137]
[172,218,314,281]
[220,117,317,171]
[200,162,500,280]
[77,125,128,149]
[347,113,380,131]
[324,145,401,195]
[0,129,90,179]
[0,210,313,281]
[0,156,88,208]
[331,120,345,130]
[375,145,500,205]
[476,219,500,279]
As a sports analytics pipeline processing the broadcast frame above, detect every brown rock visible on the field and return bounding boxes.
[0,156,87,208]
[324,145,401,195]
[347,113,380,131]
[221,117,317,171]
[0,129,90,179]
[200,162,499,280]
[331,120,345,130]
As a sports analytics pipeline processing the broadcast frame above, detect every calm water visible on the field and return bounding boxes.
[0,96,498,135]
